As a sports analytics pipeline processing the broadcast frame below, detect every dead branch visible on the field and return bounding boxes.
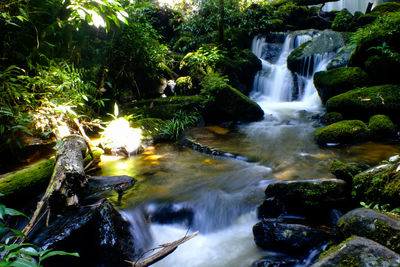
[129,231,199,267]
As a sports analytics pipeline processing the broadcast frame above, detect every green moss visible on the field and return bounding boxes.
[371,2,400,14]
[314,67,371,104]
[287,40,311,72]
[320,112,343,125]
[329,160,369,184]
[364,53,400,84]
[175,76,194,96]
[368,114,396,140]
[0,157,56,201]
[326,84,400,121]
[131,118,166,139]
[123,96,205,120]
[331,9,353,31]
[315,120,369,146]
[319,236,358,260]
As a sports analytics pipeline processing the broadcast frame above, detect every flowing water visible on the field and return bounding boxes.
[97,32,400,266]
[322,0,386,13]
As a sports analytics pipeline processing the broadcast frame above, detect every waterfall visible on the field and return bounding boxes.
[250,32,333,116]
[322,0,386,13]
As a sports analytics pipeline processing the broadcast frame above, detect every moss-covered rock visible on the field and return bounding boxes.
[371,2,400,14]
[326,84,400,121]
[216,49,261,95]
[331,9,353,31]
[326,44,356,70]
[287,30,348,75]
[123,96,205,120]
[368,114,396,140]
[320,112,343,125]
[315,120,369,146]
[175,76,194,96]
[352,155,400,207]
[364,53,400,84]
[337,208,400,254]
[329,160,370,185]
[131,118,166,140]
[314,67,371,104]
[312,236,400,267]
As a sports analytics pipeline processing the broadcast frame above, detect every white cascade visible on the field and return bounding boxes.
[250,32,334,117]
[322,0,386,13]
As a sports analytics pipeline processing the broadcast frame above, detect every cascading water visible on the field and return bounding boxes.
[322,0,385,13]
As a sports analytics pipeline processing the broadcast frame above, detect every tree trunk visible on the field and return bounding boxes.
[20,135,89,240]
[218,0,225,43]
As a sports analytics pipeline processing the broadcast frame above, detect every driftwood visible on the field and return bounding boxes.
[130,231,199,267]
[19,135,89,241]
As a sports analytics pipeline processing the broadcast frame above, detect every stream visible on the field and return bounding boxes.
[96,32,400,266]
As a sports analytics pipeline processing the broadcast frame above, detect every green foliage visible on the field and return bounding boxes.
[200,72,229,102]
[0,198,79,266]
[331,8,353,31]
[180,45,224,74]
[175,76,194,95]
[160,110,200,140]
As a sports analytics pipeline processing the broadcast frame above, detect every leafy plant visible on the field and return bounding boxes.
[180,45,223,74]
[0,195,79,266]
[160,110,200,140]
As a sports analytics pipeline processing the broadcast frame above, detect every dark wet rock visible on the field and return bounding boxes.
[31,200,137,267]
[311,236,400,267]
[314,67,371,104]
[329,160,370,185]
[253,218,335,253]
[320,112,343,125]
[338,208,400,253]
[148,204,194,226]
[314,120,369,147]
[287,30,349,75]
[85,175,136,202]
[352,155,400,208]
[326,45,355,70]
[252,255,299,267]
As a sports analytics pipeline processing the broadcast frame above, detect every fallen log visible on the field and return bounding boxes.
[130,231,199,267]
[0,149,102,204]
[20,135,89,240]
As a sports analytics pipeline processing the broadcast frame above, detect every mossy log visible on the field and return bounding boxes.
[0,148,102,204]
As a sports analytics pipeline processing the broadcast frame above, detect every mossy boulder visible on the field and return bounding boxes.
[371,2,400,14]
[123,96,205,120]
[131,118,166,140]
[326,44,356,70]
[368,114,396,140]
[314,67,371,104]
[203,83,264,123]
[315,120,369,146]
[364,53,400,84]
[352,155,400,208]
[320,112,343,125]
[329,159,370,185]
[326,84,400,121]
[312,236,400,267]
[331,9,353,31]
[175,76,194,96]
[337,208,400,253]
[216,49,261,95]
[287,30,348,75]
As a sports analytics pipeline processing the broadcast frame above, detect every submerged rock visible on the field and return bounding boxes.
[314,120,369,147]
[147,204,194,226]
[313,67,371,104]
[311,236,400,267]
[253,218,334,253]
[320,112,343,125]
[252,254,300,267]
[338,208,400,254]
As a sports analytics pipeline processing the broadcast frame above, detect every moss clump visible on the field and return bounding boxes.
[314,67,371,103]
[364,53,400,85]
[287,40,311,73]
[123,95,205,120]
[315,120,369,146]
[131,118,166,139]
[371,2,400,14]
[368,114,396,140]
[326,84,400,121]
[175,76,194,96]
[320,112,343,125]
[331,9,353,31]
[329,160,369,185]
